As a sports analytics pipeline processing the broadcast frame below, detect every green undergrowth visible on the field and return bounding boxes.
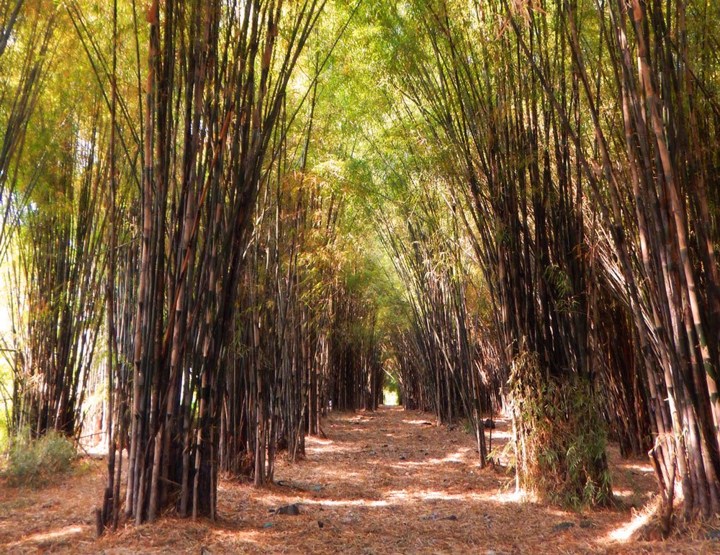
[509,351,613,510]
[0,416,7,453]
[2,430,77,487]
[0,363,11,452]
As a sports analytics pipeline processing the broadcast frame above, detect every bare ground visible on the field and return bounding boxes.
[1,406,718,554]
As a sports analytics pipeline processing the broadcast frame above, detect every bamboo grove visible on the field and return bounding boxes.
[376,0,720,522]
[0,0,719,534]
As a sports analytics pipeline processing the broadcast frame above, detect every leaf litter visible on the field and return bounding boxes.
[1,406,718,554]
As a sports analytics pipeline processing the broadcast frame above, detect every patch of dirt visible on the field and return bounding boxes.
[1,407,717,554]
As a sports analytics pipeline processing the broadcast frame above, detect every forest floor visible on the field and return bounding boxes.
[1,406,719,554]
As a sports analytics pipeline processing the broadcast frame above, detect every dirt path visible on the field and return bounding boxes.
[1,406,715,553]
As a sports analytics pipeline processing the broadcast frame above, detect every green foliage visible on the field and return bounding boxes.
[2,430,76,487]
[509,352,613,509]
[0,416,7,453]
[0,362,10,452]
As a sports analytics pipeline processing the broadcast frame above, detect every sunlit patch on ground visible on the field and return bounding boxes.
[613,488,635,499]
[487,427,513,441]
[603,502,658,544]
[7,525,83,548]
[385,488,522,505]
[304,443,353,455]
[620,462,655,474]
[301,498,391,508]
[485,490,525,504]
[401,418,437,426]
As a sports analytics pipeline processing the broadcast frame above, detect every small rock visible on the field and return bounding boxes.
[552,521,575,533]
[579,519,594,529]
[318,520,324,529]
[341,511,359,524]
[368,450,376,456]
[274,503,301,516]
[399,455,406,460]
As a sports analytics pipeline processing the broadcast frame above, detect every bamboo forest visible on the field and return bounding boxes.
[1,0,719,552]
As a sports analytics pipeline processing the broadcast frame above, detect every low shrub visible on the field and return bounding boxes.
[509,351,613,509]
[3,430,76,487]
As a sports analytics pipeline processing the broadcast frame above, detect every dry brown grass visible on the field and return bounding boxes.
[1,406,718,554]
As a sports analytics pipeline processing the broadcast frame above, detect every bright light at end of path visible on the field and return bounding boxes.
[383,388,399,405]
